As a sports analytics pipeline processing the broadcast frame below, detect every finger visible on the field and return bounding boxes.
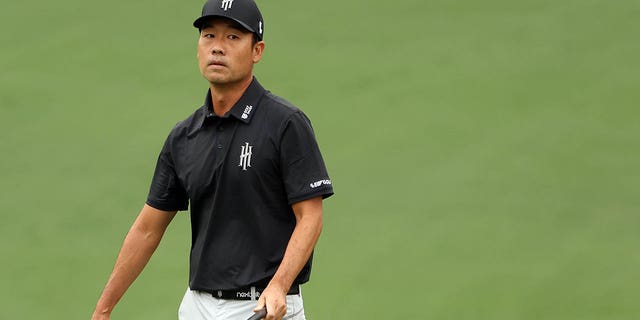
[265,299,276,320]
[246,307,267,320]
[265,298,286,320]
[253,295,266,312]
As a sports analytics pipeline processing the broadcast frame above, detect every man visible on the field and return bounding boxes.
[91,0,333,319]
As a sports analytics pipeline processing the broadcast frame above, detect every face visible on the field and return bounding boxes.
[197,17,264,86]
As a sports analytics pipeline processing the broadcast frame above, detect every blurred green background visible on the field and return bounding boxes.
[1,0,638,319]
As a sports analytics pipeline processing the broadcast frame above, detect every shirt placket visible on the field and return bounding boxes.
[211,117,239,173]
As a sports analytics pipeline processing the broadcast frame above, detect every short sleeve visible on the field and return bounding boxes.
[280,111,334,204]
[146,131,189,211]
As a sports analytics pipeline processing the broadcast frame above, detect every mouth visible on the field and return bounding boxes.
[208,59,227,68]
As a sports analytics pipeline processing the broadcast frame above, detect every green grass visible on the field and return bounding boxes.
[1,0,639,319]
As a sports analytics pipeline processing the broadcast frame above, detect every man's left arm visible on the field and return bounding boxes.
[255,196,323,320]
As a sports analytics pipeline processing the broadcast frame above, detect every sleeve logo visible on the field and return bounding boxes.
[310,179,332,188]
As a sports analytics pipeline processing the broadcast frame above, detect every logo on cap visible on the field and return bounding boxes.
[221,0,233,11]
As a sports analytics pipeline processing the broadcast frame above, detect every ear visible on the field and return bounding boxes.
[252,41,265,64]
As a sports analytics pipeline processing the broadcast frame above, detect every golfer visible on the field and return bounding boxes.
[91,0,333,319]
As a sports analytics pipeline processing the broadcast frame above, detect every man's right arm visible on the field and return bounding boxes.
[92,204,177,320]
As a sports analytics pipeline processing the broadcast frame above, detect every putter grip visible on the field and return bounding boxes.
[246,307,267,320]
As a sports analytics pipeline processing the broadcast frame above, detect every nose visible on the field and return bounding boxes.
[210,38,224,55]
[211,46,224,55]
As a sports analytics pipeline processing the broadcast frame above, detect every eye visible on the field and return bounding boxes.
[227,34,239,40]
[203,33,215,39]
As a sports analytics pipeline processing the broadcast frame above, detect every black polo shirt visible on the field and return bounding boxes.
[146,78,333,291]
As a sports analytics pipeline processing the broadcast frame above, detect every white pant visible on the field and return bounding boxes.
[178,288,306,320]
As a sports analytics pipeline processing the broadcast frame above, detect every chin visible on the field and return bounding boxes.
[203,74,229,84]
[209,79,234,86]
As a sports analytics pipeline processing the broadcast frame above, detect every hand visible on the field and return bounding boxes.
[91,311,110,320]
[254,284,287,320]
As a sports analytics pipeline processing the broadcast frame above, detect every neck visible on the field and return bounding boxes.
[209,76,254,116]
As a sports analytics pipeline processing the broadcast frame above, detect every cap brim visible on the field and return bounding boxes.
[193,15,256,35]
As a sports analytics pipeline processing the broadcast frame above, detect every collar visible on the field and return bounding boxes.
[188,78,266,136]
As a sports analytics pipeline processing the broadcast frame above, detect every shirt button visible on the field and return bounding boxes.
[216,144,223,149]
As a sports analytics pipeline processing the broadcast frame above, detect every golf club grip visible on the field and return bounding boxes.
[246,307,267,320]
